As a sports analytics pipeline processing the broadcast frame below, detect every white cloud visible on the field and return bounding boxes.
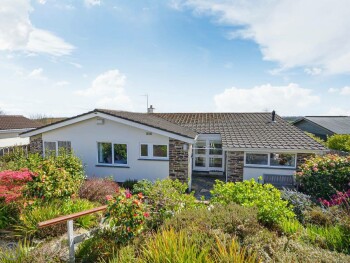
[176,0,350,74]
[76,69,133,110]
[55,81,70,86]
[327,86,350,95]
[214,83,320,115]
[37,0,47,4]
[85,0,101,7]
[326,107,350,116]
[0,0,74,56]
[27,68,46,80]
[69,62,82,69]
[304,67,323,76]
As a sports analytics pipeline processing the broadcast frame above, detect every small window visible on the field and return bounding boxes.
[245,153,268,165]
[114,144,127,164]
[58,141,71,154]
[98,142,112,164]
[209,140,222,155]
[153,145,167,158]
[195,140,206,155]
[140,144,148,157]
[44,141,56,157]
[270,153,296,167]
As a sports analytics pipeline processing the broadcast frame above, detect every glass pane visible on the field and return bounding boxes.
[195,140,206,154]
[44,141,56,157]
[270,153,295,167]
[246,153,268,165]
[209,158,222,168]
[153,145,167,157]
[58,141,71,155]
[98,142,112,164]
[114,144,127,164]
[141,144,148,157]
[195,157,206,167]
[209,140,222,155]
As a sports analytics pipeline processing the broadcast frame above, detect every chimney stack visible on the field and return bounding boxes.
[272,110,276,122]
[147,105,155,113]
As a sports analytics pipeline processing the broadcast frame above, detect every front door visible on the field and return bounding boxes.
[193,135,224,172]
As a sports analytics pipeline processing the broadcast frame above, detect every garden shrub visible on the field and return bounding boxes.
[303,206,335,226]
[0,169,33,203]
[296,154,350,199]
[281,188,314,222]
[17,199,99,238]
[211,179,295,225]
[79,177,119,204]
[165,203,261,241]
[318,188,350,207]
[305,132,326,146]
[0,202,19,229]
[121,179,138,191]
[327,134,350,152]
[278,218,304,235]
[104,190,149,244]
[132,179,153,195]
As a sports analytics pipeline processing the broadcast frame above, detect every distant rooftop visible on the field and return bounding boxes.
[294,116,350,134]
[0,115,41,131]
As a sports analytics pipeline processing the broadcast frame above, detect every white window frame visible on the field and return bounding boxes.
[96,141,129,166]
[193,136,224,172]
[139,143,169,160]
[244,152,296,169]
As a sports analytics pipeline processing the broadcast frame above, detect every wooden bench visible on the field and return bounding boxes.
[263,174,295,189]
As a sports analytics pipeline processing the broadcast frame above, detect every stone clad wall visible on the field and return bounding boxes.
[226,151,244,182]
[29,134,43,155]
[296,153,315,171]
[169,139,189,183]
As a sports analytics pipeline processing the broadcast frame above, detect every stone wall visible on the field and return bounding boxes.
[226,151,244,182]
[169,139,189,183]
[296,153,315,171]
[29,134,43,155]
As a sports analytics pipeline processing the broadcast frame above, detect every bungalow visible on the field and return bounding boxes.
[21,108,327,190]
[293,116,350,140]
[0,115,41,148]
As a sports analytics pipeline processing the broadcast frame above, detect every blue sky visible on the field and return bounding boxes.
[1,0,350,117]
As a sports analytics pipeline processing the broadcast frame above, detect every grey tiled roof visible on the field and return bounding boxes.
[301,116,350,134]
[0,115,41,131]
[156,113,327,151]
[96,109,197,139]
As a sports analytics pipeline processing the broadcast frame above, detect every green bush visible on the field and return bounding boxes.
[305,132,326,146]
[134,179,200,230]
[281,188,314,222]
[296,154,350,199]
[327,134,350,152]
[0,202,19,229]
[16,199,99,238]
[211,179,295,225]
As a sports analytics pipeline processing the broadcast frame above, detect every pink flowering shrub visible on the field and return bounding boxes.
[319,188,350,208]
[104,190,149,243]
[296,154,350,199]
[0,169,34,203]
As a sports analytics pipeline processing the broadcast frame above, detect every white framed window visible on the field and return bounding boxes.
[97,142,128,166]
[139,143,168,159]
[244,152,296,168]
[43,141,71,157]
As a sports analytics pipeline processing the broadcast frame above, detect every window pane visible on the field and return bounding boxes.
[98,142,112,164]
[209,157,222,168]
[209,140,222,155]
[153,145,167,157]
[195,141,206,154]
[114,144,127,164]
[270,153,295,167]
[246,153,268,165]
[44,142,56,157]
[195,157,206,167]
[58,141,71,155]
[141,144,148,157]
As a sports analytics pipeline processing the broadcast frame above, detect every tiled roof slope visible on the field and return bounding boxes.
[0,115,41,131]
[303,116,350,134]
[96,109,197,139]
[155,113,327,151]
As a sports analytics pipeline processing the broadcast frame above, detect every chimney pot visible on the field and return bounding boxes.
[147,105,155,113]
[272,110,276,122]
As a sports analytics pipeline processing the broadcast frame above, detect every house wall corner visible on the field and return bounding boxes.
[226,151,244,182]
[169,139,189,184]
[29,134,43,155]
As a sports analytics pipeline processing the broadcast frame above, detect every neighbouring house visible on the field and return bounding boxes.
[21,108,327,190]
[0,115,41,149]
[293,116,350,140]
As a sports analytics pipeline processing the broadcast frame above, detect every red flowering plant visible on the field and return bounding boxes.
[296,154,350,199]
[104,189,149,243]
[319,187,350,209]
[0,169,34,204]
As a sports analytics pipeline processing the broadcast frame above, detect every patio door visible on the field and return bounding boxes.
[193,135,224,172]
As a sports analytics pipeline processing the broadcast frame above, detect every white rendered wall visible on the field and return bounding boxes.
[42,117,170,182]
[243,167,295,181]
[0,131,29,147]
